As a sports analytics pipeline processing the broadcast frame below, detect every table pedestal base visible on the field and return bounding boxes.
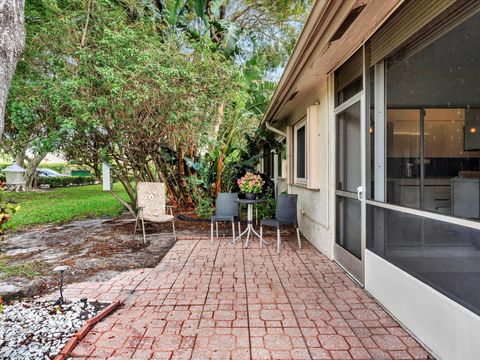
[233,202,268,248]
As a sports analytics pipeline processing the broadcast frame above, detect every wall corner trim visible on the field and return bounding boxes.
[307,104,322,190]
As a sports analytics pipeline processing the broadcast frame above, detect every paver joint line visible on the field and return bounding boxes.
[64,238,434,360]
[183,240,220,360]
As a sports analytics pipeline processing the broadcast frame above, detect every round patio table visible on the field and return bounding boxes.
[234,198,268,248]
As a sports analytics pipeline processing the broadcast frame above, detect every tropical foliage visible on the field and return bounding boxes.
[3,0,312,214]
[0,185,20,234]
[3,0,76,189]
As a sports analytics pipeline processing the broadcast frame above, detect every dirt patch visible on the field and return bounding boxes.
[0,213,212,301]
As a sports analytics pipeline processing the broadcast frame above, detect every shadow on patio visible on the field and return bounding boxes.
[55,234,434,359]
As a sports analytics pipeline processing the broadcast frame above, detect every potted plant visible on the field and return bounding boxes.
[237,172,265,200]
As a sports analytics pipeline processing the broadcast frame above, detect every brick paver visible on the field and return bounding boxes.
[59,237,433,359]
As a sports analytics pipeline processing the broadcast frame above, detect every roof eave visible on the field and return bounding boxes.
[263,0,337,127]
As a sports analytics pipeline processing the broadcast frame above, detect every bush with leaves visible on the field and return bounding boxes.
[0,184,20,234]
[3,0,311,213]
[186,176,214,219]
[59,2,248,207]
[37,176,95,188]
[3,0,81,190]
[256,188,276,219]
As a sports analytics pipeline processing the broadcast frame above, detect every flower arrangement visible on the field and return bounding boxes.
[237,172,264,194]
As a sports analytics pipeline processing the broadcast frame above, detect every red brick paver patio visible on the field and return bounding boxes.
[61,238,433,359]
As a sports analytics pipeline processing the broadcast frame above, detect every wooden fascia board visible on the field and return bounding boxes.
[264,0,345,125]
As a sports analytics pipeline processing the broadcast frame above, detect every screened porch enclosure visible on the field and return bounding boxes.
[366,3,480,318]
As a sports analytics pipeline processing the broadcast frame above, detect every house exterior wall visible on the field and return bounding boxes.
[272,79,336,258]
[266,2,480,359]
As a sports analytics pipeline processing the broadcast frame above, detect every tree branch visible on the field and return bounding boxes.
[81,0,93,47]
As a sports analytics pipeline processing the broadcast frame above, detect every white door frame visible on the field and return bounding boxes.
[332,43,371,285]
[334,90,366,284]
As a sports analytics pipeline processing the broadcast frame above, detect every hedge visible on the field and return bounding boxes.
[0,162,91,175]
[37,176,96,188]
[0,162,12,171]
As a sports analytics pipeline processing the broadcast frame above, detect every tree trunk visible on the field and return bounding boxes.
[0,0,26,138]
[215,124,236,195]
[25,153,46,190]
[14,150,25,166]
[178,147,194,208]
[213,102,225,136]
[215,155,224,196]
[89,151,101,180]
[93,163,101,180]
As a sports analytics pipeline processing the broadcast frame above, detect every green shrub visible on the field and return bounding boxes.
[256,189,276,219]
[0,162,92,176]
[37,176,96,188]
[186,176,214,219]
[195,196,214,219]
[0,163,11,171]
[70,170,91,177]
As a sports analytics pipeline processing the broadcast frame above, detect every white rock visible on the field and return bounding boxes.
[0,300,105,359]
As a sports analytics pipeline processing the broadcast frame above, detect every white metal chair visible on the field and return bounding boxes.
[133,182,176,244]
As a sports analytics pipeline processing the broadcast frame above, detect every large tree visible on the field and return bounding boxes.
[58,0,247,207]
[3,0,78,189]
[0,0,25,138]
[3,0,309,211]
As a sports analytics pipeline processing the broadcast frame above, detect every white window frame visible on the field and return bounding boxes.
[276,138,286,180]
[276,152,285,180]
[294,118,308,185]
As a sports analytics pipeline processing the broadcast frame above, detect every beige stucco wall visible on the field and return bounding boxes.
[291,184,334,258]
[276,178,288,196]
[274,78,336,259]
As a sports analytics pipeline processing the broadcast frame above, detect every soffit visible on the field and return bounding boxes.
[267,0,403,125]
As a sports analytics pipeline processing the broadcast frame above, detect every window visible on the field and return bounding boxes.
[295,120,307,183]
[277,139,285,178]
[385,11,480,220]
[277,153,283,178]
[262,144,274,179]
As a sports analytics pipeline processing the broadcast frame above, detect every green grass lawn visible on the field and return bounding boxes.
[0,256,48,279]
[4,183,130,231]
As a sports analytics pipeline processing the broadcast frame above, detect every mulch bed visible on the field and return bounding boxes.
[0,212,211,301]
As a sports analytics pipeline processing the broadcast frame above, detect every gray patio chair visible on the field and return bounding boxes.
[211,193,241,243]
[134,182,176,244]
[260,193,301,253]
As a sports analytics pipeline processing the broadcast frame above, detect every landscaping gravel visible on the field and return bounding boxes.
[0,299,105,359]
